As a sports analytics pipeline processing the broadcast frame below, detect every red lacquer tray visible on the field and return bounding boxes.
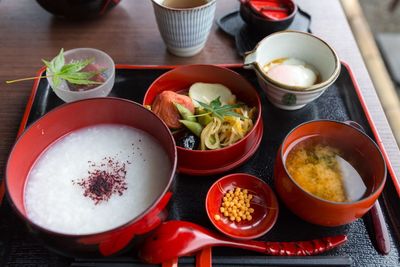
[0,63,399,266]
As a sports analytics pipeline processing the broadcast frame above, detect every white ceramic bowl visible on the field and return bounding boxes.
[244,31,341,110]
[46,48,115,103]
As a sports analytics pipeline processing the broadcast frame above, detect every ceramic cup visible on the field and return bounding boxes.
[151,0,217,57]
[244,31,341,110]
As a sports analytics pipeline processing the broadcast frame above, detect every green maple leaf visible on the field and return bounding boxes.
[43,49,104,88]
[196,97,244,120]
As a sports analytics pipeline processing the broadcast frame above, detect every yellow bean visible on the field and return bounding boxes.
[214,214,221,221]
[230,216,235,221]
[243,189,248,194]
[247,215,252,221]
[249,208,254,213]
[220,207,225,213]
[224,211,229,217]
[236,217,241,222]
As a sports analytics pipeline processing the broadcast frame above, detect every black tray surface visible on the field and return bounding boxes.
[1,65,399,267]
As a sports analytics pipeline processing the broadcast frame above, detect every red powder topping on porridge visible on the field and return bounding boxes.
[74,157,129,205]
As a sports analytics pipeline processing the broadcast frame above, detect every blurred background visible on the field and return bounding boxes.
[342,0,400,145]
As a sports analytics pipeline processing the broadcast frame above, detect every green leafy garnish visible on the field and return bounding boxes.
[6,48,106,87]
[42,49,103,87]
[196,97,244,120]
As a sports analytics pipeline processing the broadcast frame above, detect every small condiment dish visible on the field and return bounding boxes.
[240,0,297,34]
[244,31,341,110]
[274,120,386,226]
[206,173,279,240]
[47,48,115,103]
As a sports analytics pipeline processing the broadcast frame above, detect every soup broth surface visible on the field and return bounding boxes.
[24,124,171,235]
[285,135,368,202]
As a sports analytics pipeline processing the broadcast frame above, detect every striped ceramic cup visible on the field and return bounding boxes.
[151,0,217,57]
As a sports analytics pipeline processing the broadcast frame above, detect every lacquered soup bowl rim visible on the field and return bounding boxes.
[279,119,387,206]
[5,97,177,238]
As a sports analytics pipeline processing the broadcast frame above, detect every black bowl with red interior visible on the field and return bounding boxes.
[36,0,121,19]
[240,0,297,35]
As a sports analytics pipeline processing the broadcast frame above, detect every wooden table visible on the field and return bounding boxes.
[0,0,399,188]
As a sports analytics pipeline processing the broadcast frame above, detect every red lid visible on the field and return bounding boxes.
[246,0,295,20]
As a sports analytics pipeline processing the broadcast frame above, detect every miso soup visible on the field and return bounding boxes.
[284,135,369,202]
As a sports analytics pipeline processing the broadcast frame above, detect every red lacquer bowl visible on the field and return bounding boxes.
[206,173,279,239]
[6,98,177,257]
[143,65,263,176]
[240,0,297,34]
[274,120,386,226]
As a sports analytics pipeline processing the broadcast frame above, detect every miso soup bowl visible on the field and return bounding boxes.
[6,98,177,257]
[143,65,263,176]
[244,31,341,110]
[273,120,386,226]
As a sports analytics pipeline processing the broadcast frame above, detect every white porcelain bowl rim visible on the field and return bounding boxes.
[245,30,341,93]
[151,0,216,11]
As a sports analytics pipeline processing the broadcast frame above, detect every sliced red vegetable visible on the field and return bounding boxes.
[152,91,195,129]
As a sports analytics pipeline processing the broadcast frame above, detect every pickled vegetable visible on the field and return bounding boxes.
[175,103,196,122]
[179,120,203,137]
[152,91,195,129]
[189,83,236,107]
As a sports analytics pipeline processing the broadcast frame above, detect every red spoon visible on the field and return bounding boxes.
[138,221,347,264]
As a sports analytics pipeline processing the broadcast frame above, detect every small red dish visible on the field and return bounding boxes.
[143,65,263,176]
[206,173,279,240]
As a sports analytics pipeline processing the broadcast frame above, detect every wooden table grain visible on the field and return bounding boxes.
[0,0,399,189]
